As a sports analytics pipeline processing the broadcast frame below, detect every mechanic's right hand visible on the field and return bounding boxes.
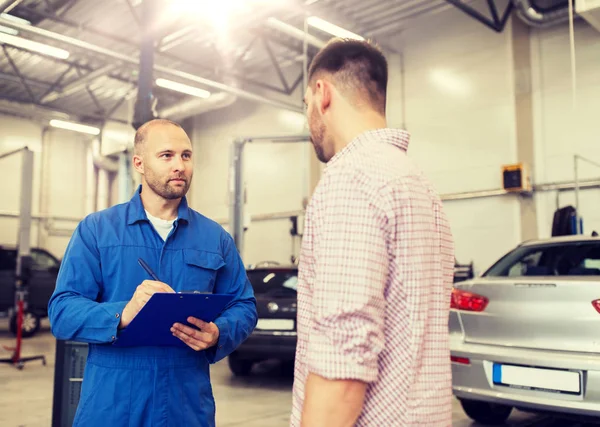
[119,280,175,329]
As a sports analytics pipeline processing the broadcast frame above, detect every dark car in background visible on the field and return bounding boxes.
[0,246,60,337]
[228,263,298,376]
[228,259,475,376]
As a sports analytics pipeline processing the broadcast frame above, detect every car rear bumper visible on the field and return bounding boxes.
[235,331,297,361]
[451,339,600,417]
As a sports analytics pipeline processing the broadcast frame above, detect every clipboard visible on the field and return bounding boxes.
[113,293,235,348]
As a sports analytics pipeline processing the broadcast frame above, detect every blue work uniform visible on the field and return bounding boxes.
[48,186,258,427]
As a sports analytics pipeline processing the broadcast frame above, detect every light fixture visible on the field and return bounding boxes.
[0,24,17,35]
[0,32,70,59]
[0,13,31,26]
[307,16,364,41]
[155,78,211,99]
[49,120,101,135]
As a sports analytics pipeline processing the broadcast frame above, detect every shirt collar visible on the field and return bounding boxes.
[126,185,190,225]
[326,128,411,168]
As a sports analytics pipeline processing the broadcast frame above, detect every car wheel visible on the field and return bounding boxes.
[228,353,253,377]
[460,399,513,425]
[10,311,41,338]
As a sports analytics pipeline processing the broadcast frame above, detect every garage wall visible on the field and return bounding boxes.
[388,8,522,273]
[191,99,309,267]
[0,115,89,259]
[531,20,600,238]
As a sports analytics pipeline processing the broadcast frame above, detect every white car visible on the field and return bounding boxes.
[450,235,600,424]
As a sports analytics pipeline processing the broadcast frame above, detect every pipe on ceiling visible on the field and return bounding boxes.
[0,0,21,14]
[265,17,326,49]
[0,16,304,114]
[158,91,238,121]
[512,0,574,27]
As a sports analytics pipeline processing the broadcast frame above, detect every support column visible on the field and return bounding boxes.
[511,17,538,241]
[133,0,157,130]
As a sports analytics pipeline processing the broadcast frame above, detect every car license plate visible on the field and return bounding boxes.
[256,319,294,331]
[493,363,581,395]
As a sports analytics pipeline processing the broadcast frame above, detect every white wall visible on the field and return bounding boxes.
[191,99,309,266]
[0,115,91,259]
[389,8,521,272]
[531,20,600,237]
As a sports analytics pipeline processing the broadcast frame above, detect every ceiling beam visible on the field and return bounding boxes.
[0,15,304,113]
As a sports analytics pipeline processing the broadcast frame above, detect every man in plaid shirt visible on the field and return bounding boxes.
[291,39,455,426]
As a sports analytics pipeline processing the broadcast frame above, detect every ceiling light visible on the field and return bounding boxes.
[307,16,364,40]
[156,78,210,99]
[0,13,31,26]
[0,24,18,35]
[49,120,101,135]
[0,32,69,59]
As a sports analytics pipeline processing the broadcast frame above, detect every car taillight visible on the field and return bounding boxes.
[451,288,488,312]
[592,300,600,313]
[451,356,471,365]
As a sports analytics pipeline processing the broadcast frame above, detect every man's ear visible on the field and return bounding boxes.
[317,79,332,115]
[132,153,144,175]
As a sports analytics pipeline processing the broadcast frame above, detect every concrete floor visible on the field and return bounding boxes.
[0,319,595,427]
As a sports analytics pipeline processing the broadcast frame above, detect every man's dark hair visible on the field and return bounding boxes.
[308,38,388,114]
[134,118,183,155]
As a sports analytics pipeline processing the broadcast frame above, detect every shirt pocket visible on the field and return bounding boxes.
[182,249,225,293]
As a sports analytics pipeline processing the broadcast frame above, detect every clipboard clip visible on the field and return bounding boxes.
[177,291,211,294]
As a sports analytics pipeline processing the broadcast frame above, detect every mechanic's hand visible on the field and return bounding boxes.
[119,280,175,329]
[171,317,220,351]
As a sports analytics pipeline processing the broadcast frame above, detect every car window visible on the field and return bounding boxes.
[484,242,600,277]
[506,250,544,277]
[30,250,59,271]
[247,269,298,297]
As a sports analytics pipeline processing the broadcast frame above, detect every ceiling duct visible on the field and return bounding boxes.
[157,91,237,122]
[513,0,574,27]
[0,98,71,122]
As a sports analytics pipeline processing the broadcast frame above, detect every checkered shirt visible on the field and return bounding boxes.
[291,128,455,427]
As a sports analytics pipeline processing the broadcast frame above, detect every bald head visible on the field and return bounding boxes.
[134,119,185,156]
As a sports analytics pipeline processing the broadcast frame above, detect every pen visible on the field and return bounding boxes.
[137,258,160,281]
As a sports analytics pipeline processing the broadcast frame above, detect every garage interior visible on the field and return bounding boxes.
[0,0,599,425]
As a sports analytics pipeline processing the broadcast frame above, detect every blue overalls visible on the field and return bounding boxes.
[48,186,257,427]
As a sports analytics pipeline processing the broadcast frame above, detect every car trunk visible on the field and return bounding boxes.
[454,276,600,353]
[248,269,297,332]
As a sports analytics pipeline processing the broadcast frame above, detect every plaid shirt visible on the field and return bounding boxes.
[291,129,455,426]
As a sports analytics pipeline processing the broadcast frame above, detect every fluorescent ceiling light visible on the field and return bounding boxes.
[0,32,70,59]
[307,16,364,41]
[0,13,31,25]
[49,120,101,135]
[156,78,211,99]
[0,24,17,35]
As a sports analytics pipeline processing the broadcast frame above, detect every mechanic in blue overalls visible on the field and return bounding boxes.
[48,119,258,427]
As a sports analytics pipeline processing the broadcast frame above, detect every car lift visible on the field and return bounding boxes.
[229,135,309,255]
[0,147,46,370]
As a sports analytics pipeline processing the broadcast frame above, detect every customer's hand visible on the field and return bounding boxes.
[171,317,220,351]
[119,280,175,329]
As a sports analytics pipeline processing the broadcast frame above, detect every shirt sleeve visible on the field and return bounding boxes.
[205,233,258,364]
[48,217,127,344]
[307,171,389,383]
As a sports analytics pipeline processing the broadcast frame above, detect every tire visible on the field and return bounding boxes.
[228,353,253,377]
[460,399,513,425]
[10,311,41,338]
